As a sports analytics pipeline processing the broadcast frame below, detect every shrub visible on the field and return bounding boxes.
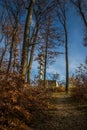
[0,71,50,130]
[45,86,65,93]
[70,86,87,100]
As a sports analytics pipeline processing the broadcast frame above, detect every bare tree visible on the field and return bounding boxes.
[75,57,87,87]
[71,0,87,27]
[71,0,87,47]
[37,13,62,87]
[0,0,23,73]
[55,0,69,92]
[21,0,35,79]
[27,0,58,83]
[27,14,39,83]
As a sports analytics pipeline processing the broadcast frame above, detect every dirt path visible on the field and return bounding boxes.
[36,92,87,130]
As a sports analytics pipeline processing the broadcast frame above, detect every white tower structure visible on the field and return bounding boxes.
[38,54,45,80]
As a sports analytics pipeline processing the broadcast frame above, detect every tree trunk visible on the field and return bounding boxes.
[0,39,8,68]
[44,35,49,88]
[27,45,35,83]
[64,22,69,93]
[27,23,38,83]
[7,28,17,73]
[13,44,17,72]
[21,0,35,79]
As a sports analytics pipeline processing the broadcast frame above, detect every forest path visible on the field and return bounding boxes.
[36,92,87,130]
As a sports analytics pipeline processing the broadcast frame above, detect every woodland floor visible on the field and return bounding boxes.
[33,92,87,130]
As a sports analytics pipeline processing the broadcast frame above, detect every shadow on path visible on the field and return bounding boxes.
[36,92,87,130]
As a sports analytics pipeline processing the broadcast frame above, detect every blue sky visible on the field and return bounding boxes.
[31,4,87,81]
[46,5,87,81]
[0,0,86,82]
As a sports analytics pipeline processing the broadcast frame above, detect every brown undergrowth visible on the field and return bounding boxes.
[0,71,51,130]
[70,86,87,101]
[1,70,87,130]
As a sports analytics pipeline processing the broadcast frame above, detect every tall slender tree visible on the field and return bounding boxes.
[27,14,39,83]
[21,0,35,79]
[56,0,69,92]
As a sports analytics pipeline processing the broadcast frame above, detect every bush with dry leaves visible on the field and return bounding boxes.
[0,71,50,130]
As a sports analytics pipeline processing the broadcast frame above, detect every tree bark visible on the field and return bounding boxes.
[21,0,35,79]
[0,39,8,68]
[27,22,39,83]
[7,28,17,73]
[44,32,49,88]
[13,43,17,72]
[64,21,69,93]
[27,45,35,83]
[56,1,69,93]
